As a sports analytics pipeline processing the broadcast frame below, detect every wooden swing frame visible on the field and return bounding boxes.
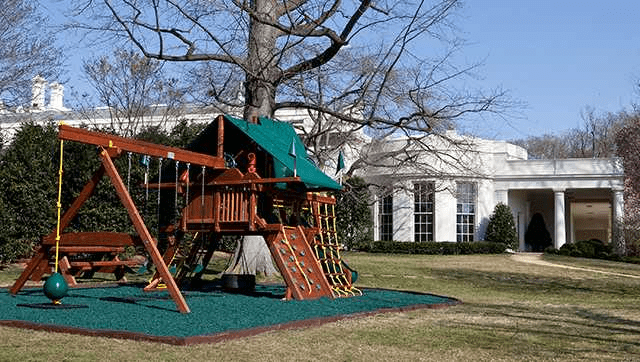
[11,115,360,314]
[10,118,227,314]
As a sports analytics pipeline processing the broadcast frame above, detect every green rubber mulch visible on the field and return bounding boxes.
[0,284,460,345]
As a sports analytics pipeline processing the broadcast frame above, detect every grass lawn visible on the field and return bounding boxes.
[1,252,639,361]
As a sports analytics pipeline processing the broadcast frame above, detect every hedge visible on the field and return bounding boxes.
[365,240,507,255]
[545,239,640,264]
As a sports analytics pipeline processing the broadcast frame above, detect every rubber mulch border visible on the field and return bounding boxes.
[0,283,461,345]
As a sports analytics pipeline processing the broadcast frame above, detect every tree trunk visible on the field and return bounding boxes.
[232,0,282,276]
[242,0,281,121]
[224,235,278,276]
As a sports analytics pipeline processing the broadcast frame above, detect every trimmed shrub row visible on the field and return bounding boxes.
[364,240,507,255]
[545,239,640,264]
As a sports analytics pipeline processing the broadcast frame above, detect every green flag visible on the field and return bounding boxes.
[289,138,297,177]
[336,151,345,174]
[288,138,297,158]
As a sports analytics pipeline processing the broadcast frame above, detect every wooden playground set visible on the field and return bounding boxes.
[9,114,360,314]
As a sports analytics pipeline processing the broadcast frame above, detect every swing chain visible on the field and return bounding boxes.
[201,165,206,223]
[157,157,163,237]
[201,165,206,208]
[185,163,190,207]
[144,156,150,221]
[126,152,132,192]
[174,160,179,225]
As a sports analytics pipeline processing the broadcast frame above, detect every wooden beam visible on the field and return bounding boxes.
[58,256,77,287]
[56,246,126,254]
[217,114,224,158]
[9,248,47,295]
[99,147,191,314]
[67,260,140,268]
[59,124,224,169]
[43,232,141,247]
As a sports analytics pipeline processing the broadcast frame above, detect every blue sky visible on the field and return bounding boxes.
[50,1,640,141]
[457,1,640,140]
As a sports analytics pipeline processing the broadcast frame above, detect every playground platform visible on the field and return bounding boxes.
[0,283,460,345]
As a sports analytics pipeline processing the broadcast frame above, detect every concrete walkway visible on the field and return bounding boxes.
[511,253,640,279]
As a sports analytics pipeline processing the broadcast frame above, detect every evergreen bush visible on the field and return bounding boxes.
[334,176,373,250]
[557,239,612,258]
[485,203,518,250]
[0,122,59,263]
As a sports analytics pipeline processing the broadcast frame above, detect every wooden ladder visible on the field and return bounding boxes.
[310,200,362,298]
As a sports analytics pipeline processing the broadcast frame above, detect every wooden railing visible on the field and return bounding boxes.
[184,185,257,233]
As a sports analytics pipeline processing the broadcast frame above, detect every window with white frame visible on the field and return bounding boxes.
[414,182,435,242]
[378,194,393,241]
[456,182,476,242]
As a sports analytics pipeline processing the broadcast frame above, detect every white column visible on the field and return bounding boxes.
[554,189,566,249]
[612,188,625,253]
[568,202,575,245]
[372,195,379,241]
[523,201,531,251]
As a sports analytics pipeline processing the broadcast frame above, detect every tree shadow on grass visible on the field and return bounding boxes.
[455,302,640,349]
[431,267,640,299]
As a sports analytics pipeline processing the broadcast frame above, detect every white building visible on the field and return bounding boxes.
[1,79,625,251]
[362,130,624,251]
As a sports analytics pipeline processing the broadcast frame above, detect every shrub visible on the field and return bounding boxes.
[485,203,518,250]
[334,177,373,250]
[0,122,59,263]
[368,240,506,255]
[557,239,612,258]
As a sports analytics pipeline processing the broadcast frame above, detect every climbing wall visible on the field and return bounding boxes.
[264,225,334,300]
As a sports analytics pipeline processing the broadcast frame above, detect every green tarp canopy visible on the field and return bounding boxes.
[224,115,342,191]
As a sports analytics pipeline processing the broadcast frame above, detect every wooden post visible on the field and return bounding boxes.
[99,147,191,314]
[217,114,224,159]
[9,249,46,295]
[213,189,221,232]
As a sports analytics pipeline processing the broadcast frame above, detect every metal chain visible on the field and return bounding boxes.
[157,157,163,236]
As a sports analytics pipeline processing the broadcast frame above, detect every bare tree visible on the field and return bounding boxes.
[511,134,569,160]
[68,0,508,135]
[578,107,619,158]
[0,0,63,108]
[67,0,511,273]
[513,108,621,160]
[79,49,186,136]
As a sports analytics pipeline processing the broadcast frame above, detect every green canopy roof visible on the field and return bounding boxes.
[224,115,342,191]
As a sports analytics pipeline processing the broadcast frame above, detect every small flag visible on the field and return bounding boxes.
[336,151,345,174]
[288,139,297,158]
[140,154,150,167]
[289,138,297,177]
